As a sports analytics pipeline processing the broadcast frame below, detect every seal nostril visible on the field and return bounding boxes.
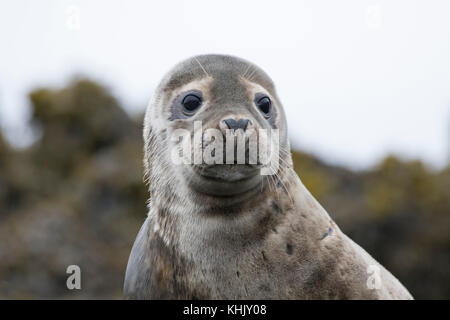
[237,119,250,130]
[223,118,238,130]
[223,118,250,130]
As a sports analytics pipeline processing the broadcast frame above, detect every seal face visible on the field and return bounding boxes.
[124,54,413,300]
[143,55,288,199]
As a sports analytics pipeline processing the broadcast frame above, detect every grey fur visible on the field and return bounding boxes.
[124,54,413,299]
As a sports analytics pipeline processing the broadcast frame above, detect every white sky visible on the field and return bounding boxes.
[0,0,449,169]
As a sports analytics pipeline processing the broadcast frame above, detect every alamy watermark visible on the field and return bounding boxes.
[66,265,81,290]
[366,4,382,30]
[66,5,81,31]
[366,264,382,290]
[169,121,280,175]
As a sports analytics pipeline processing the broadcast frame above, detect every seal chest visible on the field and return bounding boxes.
[123,54,413,300]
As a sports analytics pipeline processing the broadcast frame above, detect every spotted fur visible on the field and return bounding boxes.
[124,54,413,300]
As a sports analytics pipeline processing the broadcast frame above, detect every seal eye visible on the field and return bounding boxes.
[256,96,271,116]
[182,94,202,114]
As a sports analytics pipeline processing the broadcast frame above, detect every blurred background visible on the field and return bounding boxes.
[0,0,449,299]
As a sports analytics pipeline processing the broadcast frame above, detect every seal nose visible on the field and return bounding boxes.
[223,118,251,131]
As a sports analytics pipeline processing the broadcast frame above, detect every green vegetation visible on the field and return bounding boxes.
[0,79,448,299]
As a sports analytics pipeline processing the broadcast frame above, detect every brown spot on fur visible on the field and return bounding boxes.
[142,233,209,299]
[286,243,293,255]
[271,201,281,214]
[328,291,337,300]
[276,179,283,188]
[261,251,268,261]
[259,284,271,292]
[254,207,280,240]
[305,268,326,287]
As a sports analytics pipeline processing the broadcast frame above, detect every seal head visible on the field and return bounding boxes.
[144,54,289,200]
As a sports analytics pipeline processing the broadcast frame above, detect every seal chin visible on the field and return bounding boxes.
[186,164,262,196]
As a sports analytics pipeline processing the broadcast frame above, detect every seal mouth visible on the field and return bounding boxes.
[186,164,262,196]
[192,164,260,182]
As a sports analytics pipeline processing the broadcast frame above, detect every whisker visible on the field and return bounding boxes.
[194,57,210,77]
[247,67,258,82]
[275,169,294,204]
[242,64,252,78]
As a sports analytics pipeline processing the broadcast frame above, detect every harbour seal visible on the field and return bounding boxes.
[123,54,413,299]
